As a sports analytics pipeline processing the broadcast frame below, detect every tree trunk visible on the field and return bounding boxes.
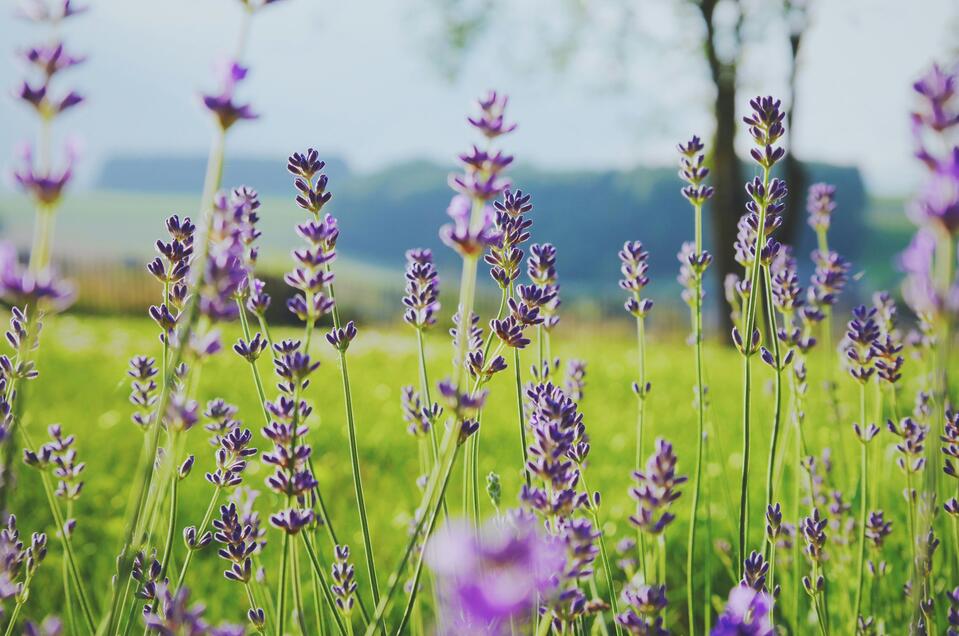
[711,70,742,338]
[701,0,742,338]
[780,30,806,248]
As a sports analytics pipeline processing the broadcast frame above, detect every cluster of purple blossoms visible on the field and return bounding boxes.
[486,189,533,289]
[441,92,515,258]
[619,241,653,319]
[678,135,715,206]
[528,243,561,334]
[261,340,319,534]
[899,64,959,317]
[869,291,905,385]
[842,305,880,385]
[202,61,257,131]
[450,310,502,386]
[205,419,257,489]
[616,583,668,635]
[629,438,686,535]
[806,183,837,234]
[403,249,440,329]
[522,383,589,521]
[943,411,959,517]
[331,545,357,617]
[23,424,85,504]
[401,386,436,438]
[712,586,774,636]
[0,308,39,450]
[12,4,85,210]
[729,97,788,353]
[800,508,828,596]
[142,584,244,635]
[285,150,338,323]
[212,503,259,584]
[426,516,562,635]
[199,188,262,323]
[148,215,196,342]
[0,514,47,605]
[887,415,928,476]
[564,359,586,402]
[808,246,850,312]
[0,245,74,313]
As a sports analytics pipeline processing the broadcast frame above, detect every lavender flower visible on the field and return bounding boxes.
[0,244,74,312]
[564,359,586,402]
[808,248,849,309]
[528,243,561,331]
[23,617,62,636]
[486,189,533,288]
[426,516,562,635]
[440,194,500,258]
[620,241,653,318]
[629,438,687,535]
[712,586,774,636]
[12,145,75,208]
[205,426,257,488]
[888,416,928,474]
[842,305,880,384]
[212,503,257,582]
[943,410,959,481]
[616,584,668,635]
[806,183,837,234]
[522,383,589,520]
[331,545,357,616]
[23,424,84,503]
[403,249,440,328]
[284,153,339,322]
[128,356,158,430]
[0,514,46,604]
[202,61,257,131]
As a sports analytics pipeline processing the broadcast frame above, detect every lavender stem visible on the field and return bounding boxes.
[686,198,707,634]
[300,533,348,635]
[106,126,225,634]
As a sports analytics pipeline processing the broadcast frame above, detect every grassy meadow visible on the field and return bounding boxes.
[7,309,947,631]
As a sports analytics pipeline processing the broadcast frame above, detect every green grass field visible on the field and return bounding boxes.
[6,312,951,632]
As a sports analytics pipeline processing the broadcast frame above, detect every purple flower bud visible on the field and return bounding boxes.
[202,61,257,130]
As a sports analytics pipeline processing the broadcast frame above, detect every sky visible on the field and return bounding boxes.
[0,0,956,196]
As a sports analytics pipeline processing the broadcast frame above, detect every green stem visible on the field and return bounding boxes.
[687,204,706,635]
[106,126,225,635]
[762,265,783,537]
[737,162,771,579]
[291,540,309,635]
[3,601,24,636]
[514,347,531,487]
[395,444,462,635]
[853,382,868,628]
[277,532,291,636]
[37,470,96,633]
[300,534,348,636]
[337,349,380,607]
[173,486,221,592]
[580,472,620,636]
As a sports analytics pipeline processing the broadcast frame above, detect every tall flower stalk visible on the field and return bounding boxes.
[104,4,266,629]
[677,135,714,633]
[842,305,880,627]
[1,0,86,520]
[731,96,788,577]
[366,91,512,631]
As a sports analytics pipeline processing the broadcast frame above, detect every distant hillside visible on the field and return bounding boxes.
[96,155,351,194]
[327,160,866,290]
[88,154,866,303]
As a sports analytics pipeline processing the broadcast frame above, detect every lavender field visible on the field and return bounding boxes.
[2,1,959,635]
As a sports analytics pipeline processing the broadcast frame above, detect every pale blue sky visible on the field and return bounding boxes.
[1,0,956,196]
